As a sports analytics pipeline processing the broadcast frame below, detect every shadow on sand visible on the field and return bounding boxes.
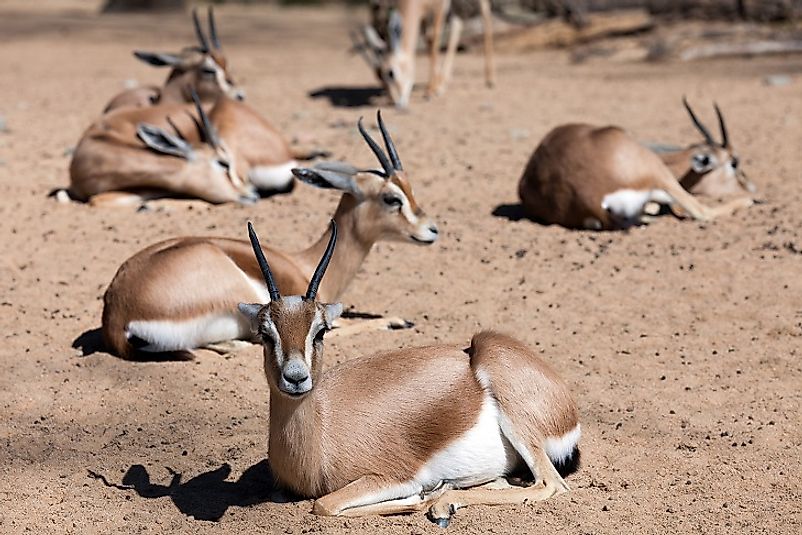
[89,460,293,521]
[308,86,385,108]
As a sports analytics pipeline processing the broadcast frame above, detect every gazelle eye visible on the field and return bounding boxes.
[314,328,326,344]
[386,69,396,81]
[731,157,739,169]
[202,67,216,77]
[216,158,230,170]
[383,195,402,208]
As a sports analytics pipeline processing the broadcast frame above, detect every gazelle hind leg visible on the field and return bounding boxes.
[202,339,254,355]
[479,0,495,87]
[435,16,463,96]
[427,450,568,527]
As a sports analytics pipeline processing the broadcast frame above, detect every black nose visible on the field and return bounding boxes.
[283,371,308,386]
[429,225,439,235]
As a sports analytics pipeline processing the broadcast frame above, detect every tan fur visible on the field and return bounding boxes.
[249,289,578,519]
[68,100,250,205]
[365,0,494,108]
[101,171,436,359]
[517,123,753,229]
[104,15,242,112]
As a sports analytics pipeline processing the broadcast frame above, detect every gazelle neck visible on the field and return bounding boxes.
[267,386,325,496]
[398,0,423,57]
[295,194,374,303]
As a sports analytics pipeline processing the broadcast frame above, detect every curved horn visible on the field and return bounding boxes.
[192,8,210,52]
[208,6,221,50]
[247,222,281,301]
[358,116,393,176]
[714,103,729,148]
[377,110,402,171]
[305,220,337,301]
[683,96,714,145]
[190,88,219,149]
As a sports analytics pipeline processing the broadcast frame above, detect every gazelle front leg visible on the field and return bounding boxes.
[313,476,449,517]
[436,16,463,96]
[425,0,449,98]
[661,178,753,222]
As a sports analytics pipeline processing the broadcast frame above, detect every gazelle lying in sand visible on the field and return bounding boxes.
[239,221,580,526]
[67,91,256,207]
[104,7,243,113]
[101,112,439,359]
[357,0,495,108]
[518,98,755,229]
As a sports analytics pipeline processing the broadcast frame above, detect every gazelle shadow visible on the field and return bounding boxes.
[90,460,293,521]
[308,85,385,108]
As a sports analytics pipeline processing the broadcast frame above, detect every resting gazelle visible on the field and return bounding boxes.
[104,7,243,113]
[101,112,439,359]
[517,98,755,230]
[239,220,580,526]
[67,90,256,207]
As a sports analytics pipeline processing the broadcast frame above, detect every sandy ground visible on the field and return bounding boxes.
[1,2,801,534]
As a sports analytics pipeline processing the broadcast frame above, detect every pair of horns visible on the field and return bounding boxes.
[189,87,220,149]
[193,7,221,52]
[358,110,403,177]
[248,221,337,302]
[683,97,729,148]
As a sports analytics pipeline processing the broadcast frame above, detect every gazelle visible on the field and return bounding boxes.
[239,221,580,526]
[104,7,243,113]
[67,91,256,207]
[101,112,439,359]
[357,0,495,108]
[517,98,756,230]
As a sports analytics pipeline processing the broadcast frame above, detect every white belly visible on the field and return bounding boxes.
[414,395,519,489]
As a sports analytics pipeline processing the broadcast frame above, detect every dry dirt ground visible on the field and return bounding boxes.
[1,2,801,534]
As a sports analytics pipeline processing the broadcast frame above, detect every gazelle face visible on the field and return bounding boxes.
[689,144,756,197]
[245,298,342,398]
[380,53,414,109]
[355,171,439,244]
[190,53,244,102]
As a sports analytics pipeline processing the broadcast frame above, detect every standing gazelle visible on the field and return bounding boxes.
[68,90,255,207]
[517,98,755,230]
[101,112,439,359]
[239,221,580,526]
[357,0,495,108]
[104,8,243,113]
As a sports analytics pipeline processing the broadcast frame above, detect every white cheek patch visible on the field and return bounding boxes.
[260,318,283,366]
[304,314,326,368]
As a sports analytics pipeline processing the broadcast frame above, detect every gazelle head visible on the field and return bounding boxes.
[133,7,244,103]
[240,221,342,398]
[291,111,439,245]
[356,12,414,108]
[682,97,756,197]
[136,89,256,203]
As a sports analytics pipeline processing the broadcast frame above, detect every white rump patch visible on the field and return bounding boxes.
[601,189,672,225]
[544,424,581,466]
[249,161,297,190]
[126,312,250,352]
[415,395,518,490]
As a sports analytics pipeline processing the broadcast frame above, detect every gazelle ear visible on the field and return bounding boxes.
[133,51,183,67]
[292,162,364,200]
[238,303,262,326]
[324,303,343,326]
[136,124,194,160]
